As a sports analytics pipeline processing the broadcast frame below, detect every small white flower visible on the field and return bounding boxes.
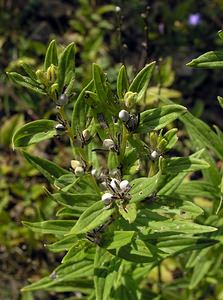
[118,110,130,122]
[119,180,130,191]
[91,169,97,176]
[115,6,121,12]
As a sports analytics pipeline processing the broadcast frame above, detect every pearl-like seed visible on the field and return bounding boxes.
[110,178,120,191]
[101,192,113,205]
[56,94,69,106]
[119,180,130,191]
[151,150,159,160]
[118,110,130,122]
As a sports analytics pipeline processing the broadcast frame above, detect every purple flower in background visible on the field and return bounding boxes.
[188,13,201,26]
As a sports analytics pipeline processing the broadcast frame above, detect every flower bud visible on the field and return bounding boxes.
[56,93,69,106]
[46,64,57,83]
[124,91,137,108]
[82,129,91,142]
[103,139,115,150]
[75,166,84,176]
[119,110,130,122]
[71,160,81,170]
[119,180,130,191]
[151,150,159,160]
[101,192,113,205]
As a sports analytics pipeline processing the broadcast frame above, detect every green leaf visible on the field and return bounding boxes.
[129,62,156,102]
[68,201,115,235]
[100,231,135,249]
[157,237,217,256]
[47,235,78,252]
[23,220,74,235]
[118,203,137,223]
[187,51,223,68]
[12,119,57,148]
[160,155,210,174]
[58,43,75,93]
[44,40,58,70]
[175,181,220,199]
[130,172,159,203]
[137,104,186,133]
[93,63,108,103]
[23,151,68,183]
[0,114,23,147]
[149,219,217,234]
[217,96,223,109]
[20,61,38,81]
[94,248,120,300]
[117,65,129,98]
[7,72,46,95]
[189,259,213,289]
[52,192,99,210]
[22,261,94,292]
[71,80,94,136]
[181,111,223,160]
[163,128,178,150]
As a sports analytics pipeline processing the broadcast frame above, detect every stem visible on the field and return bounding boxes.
[119,124,128,163]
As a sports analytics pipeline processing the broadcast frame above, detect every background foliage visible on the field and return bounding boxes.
[1,1,223,299]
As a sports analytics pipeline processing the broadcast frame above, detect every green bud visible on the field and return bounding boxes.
[124,91,138,108]
[46,64,57,83]
[157,139,168,152]
[149,132,157,149]
[36,69,47,85]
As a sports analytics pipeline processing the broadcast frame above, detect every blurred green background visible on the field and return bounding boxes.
[1,0,223,299]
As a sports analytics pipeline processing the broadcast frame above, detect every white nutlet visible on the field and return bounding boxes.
[55,123,66,132]
[56,94,69,106]
[91,169,97,176]
[110,178,120,191]
[118,109,130,122]
[103,139,115,150]
[151,150,159,160]
[74,166,84,176]
[120,180,130,191]
[115,6,121,12]
[101,192,113,205]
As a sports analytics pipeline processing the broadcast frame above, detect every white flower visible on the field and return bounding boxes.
[101,193,113,205]
[151,150,159,160]
[119,180,130,191]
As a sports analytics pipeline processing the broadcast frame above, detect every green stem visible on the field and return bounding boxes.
[119,124,128,163]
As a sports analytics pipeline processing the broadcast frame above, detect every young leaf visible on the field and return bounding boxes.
[129,62,156,102]
[12,119,57,148]
[93,63,108,103]
[23,220,74,235]
[58,42,75,93]
[137,104,186,133]
[68,201,115,235]
[187,51,223,68]
[117,65,129,99]
[44,40,58,70]
[23,151,68,183]
[7,72,46,95]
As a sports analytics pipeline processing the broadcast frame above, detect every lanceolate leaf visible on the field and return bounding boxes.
[23,220,74,235]
[93,63,108,103]
[129,62,156,102]
[23,151,68,183]
[130,172,160,203]
[44,40,58,70]
[187,51,223,68]
[117,65,129,99]
[137,104,186,133]
[7,72,46,95]
[12,119,57,148]
[68,201,115,235]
